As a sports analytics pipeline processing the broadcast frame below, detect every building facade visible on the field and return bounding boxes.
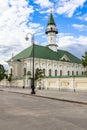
[7,12,86,89]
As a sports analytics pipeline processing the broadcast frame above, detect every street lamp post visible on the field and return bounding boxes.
[25,32,35,94]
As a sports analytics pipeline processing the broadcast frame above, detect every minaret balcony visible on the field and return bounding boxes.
[45,28,58,34]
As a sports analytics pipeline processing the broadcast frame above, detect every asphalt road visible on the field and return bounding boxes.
[0,91,87,130]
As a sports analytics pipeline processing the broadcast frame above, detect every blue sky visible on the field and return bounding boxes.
[0,0,87,68]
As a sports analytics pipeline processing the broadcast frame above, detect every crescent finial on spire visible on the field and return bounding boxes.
[50,8,53,13]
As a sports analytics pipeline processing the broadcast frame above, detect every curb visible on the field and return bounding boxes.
[1,89,86,105]
[35,95,87,105]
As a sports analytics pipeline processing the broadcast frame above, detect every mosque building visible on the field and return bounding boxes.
[7,12,86,89]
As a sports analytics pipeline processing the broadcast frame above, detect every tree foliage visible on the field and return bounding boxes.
[0,64,6,81]
[82,52,87,67]
[35,68,44,81]
[82,52,87,75]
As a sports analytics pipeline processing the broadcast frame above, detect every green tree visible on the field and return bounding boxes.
[35,68,44,81]
[34,68,44,89]
[0,64,6,81]
[82,52,87,75]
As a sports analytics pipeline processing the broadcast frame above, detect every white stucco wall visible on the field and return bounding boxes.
[0,77,87,92]
[8,58,86,79]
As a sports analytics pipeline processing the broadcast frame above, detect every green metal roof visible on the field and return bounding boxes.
[47,13,56,26]
[9,44,82,64]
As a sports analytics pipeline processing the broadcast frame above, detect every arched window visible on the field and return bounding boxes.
[82,71,84,75]
[60,70,62,76]
[67,71,70,76]
[49,69,51,76]
[76,71,78,75]
[72,71,74,76]
[55,70,57,76]
[51,27,52,30]
[24,68,26,76]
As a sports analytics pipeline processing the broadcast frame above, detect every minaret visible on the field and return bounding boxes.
[45,12,58,52]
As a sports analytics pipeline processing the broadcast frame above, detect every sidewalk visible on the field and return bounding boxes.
[0,87,87,105]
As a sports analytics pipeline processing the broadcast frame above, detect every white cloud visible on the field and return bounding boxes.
[0,0,9,15]
[58,33,87,47]
[0,0,35,67]
[78,13,87,21]
[0,0,46,68]
[34,0,53,8]
[29,22,44,32]
[78,36,87,45]
[57,33,87,58]
[0,0,87,68]
[72,24,87,31]
[57,33,76,47]
[56,0,86,17]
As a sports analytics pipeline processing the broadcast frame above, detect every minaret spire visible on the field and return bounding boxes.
[45,11,58,52]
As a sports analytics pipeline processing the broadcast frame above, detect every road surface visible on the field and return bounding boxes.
[0,91,87,130]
